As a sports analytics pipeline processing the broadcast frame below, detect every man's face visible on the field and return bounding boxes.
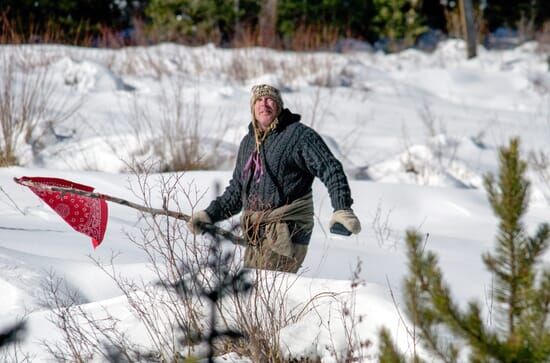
[254,96,278,130]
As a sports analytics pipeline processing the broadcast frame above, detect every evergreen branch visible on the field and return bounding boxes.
[407,230,506,361]
[530,270,550,360]
[404,231,459,363]
[525,224,550,265]
[378,327,410,363]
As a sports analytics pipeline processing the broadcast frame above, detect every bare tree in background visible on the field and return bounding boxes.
[459,0,477,58]
[259,0,278,48]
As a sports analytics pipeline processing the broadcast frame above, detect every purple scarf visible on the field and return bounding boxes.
[243,150,264,183]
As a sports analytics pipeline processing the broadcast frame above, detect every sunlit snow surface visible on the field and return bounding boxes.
[0,39,549,361]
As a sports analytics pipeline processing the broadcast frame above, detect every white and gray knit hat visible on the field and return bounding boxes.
[250,84,284,116]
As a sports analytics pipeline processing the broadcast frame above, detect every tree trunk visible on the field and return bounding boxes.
[459,0,477,58]
[234,0,240,39]
[259,0,278,48]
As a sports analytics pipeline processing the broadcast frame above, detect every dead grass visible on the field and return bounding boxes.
[287,24,340,52]
[0,49,83,167]
[226,49,279,84]
[124,78,226,172]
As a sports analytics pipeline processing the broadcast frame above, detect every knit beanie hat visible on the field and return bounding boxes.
[250,84,284,118]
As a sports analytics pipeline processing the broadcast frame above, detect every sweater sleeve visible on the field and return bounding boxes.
[295,128,353,211]
[204,138,247,222]
[204,170,243,223]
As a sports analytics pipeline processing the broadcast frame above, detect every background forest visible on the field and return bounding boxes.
[2,0,549,51]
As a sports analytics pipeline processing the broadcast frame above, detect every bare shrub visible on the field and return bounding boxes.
[40,271,153,362]
[382,274,422,361]
[91,40,350,89]
[138,48,174,80]
[222,257,372,361]
[399,124,420,176]
[0,343,34,363]
[536,21,550,56]
[226,269,301,361]
[226,53,252,84]
[529,149,550,203]
[0,49,82,166]
[287,24,340,52]
[224,47,342,87]
[417,101,463,172]
[371,201,398,248]
[124,78,226,172]
[0,11,94,46]
[301,56,341,88]
[417,102,443,139]
[40,271,109,362]
[228,284,347,362]
[232,21,340,51]
[224,49,279,84]
[290,86,335,130]
[90,170,246,360]
[530,150,550,179]
[517,14,536,42]
[100,46,176,80]
[161,223,253,362]
[470,119,493,150]
[311,260,369,362]
[305,87,328,128]
[417,102,446,161]
[94,262,200,361]
[116,171,209,352]
[232,24,261,48]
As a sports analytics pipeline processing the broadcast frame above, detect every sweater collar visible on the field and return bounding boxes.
[248,108,301,134]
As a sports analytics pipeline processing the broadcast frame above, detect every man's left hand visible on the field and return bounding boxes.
[329,209,362,234]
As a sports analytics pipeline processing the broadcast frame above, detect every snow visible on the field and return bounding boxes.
[0,39,549,361]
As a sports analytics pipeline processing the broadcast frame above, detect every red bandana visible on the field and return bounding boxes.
[19,176,108,248]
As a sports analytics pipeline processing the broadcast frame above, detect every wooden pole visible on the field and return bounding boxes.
[14,177,246,246]
[459,0,477,58]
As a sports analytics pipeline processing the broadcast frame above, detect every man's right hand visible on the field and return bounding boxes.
[187,210,212,234]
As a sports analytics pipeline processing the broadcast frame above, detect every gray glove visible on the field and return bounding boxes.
[329,209,361,234]
[187,210,212,234]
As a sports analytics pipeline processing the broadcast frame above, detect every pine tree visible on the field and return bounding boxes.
[371,0,427,51]
[144,0,260,45]
[379,138,550,362]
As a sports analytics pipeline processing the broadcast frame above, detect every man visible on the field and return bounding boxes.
[188,84,361,273]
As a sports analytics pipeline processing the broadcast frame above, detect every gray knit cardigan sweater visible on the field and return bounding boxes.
[205,108,353,223]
